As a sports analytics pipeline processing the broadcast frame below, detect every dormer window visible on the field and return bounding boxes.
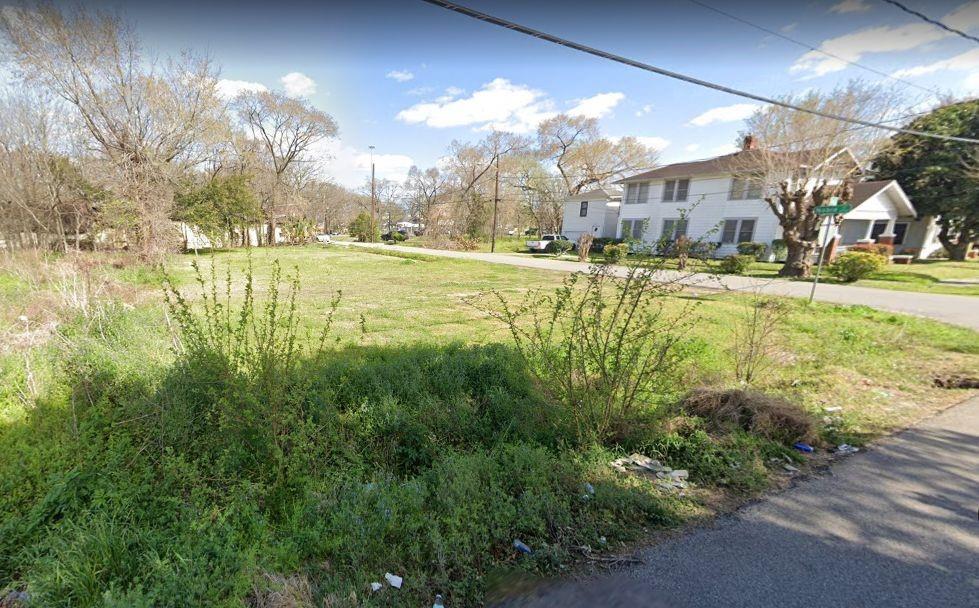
[663,178,689,202]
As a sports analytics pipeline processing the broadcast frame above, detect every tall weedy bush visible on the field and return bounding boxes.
[477,258,698,443]
[160,256,341,489]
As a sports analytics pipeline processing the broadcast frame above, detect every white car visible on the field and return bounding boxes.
[525,234,570,252]
[315,234,332,244]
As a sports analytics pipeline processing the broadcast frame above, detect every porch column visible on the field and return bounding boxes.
[877,217,897,245]
[862,220,875,241]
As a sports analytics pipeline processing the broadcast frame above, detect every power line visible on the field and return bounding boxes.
[683,0,938,96]
[419,0,979,144]
[879,0,979,46]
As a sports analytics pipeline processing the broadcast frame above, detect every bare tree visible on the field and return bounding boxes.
[232,90,338,245]
[735,81,900,278]
[1,3,226,257]
[538,114,658,196]
[510,157,565,235]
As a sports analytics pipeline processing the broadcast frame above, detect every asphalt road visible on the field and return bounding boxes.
[338,242,979,331]
[493,395,979,608]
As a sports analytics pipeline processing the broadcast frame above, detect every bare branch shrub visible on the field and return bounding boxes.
[577,233,594,262]
[476,258,698,442]
[732,297,787,386]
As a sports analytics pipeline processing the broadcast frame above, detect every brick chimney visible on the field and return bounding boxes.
[741,134,757,151]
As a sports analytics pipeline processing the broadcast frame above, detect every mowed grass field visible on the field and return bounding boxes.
[0,245,976,606]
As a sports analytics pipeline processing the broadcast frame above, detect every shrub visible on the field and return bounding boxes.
[602,243,629,264]
[453,235,480,251]
[849,242,893,258]
[544,238,573,255]
[719,254,754,275]
[390,231,407,242]
[732,298,787,385]
[348,212,379,243]
[736,241,767,260]
[770,239,787,261]
[681,388,816,445]
[829,251,887,282]
[477,260,695,442]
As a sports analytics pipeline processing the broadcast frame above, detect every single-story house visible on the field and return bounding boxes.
[560,186,622,242]
[612,140,942,259]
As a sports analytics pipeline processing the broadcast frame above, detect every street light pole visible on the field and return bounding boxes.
[369,145,376,243]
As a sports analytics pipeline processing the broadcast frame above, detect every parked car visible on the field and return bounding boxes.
[526,234,570,252]
[315,234,332,244]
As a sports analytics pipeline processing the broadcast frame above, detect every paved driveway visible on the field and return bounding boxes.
[338,242,979,331]
[493,396,979,608]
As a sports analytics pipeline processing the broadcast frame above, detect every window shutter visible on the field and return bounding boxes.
[676,179,689,201]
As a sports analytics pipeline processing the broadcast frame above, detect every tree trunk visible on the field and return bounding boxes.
[779,238,817,278]
[936,223,973,261]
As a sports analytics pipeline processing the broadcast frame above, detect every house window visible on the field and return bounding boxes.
[871,220,908,245]
[721,218,757,244]
[579,201,588,217]
[626,182,649,204]
[663,178,690,202]
[729,177,763,200]
[622,219,645,240]
[661,218,688,241]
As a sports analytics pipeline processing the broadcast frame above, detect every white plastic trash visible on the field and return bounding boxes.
[384,572,403,589]
[370,582,383,592]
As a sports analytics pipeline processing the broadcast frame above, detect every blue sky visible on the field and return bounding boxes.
[45,0,979,186]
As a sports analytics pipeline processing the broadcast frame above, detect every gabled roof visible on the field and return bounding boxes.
[565,185,623,202]
[616,147,859,183]
[849,180,916,216]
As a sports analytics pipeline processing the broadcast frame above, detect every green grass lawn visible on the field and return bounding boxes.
[1,246,976,606]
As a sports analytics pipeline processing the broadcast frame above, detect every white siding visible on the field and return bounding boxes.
[562,199,619,240]
[617,175,781,256]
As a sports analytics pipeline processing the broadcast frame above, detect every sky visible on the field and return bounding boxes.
[32,0,979,187]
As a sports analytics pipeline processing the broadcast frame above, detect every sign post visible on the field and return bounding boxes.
[808,198,852,304]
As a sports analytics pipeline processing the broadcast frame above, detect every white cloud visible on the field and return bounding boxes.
[386,70,415,82]
[963,71,979,93]
[634,103,653,117]
[216,79,267,99]
[791,23,945,77]
[567,92,625,119]
[636,136,670,151]
[795,2,979,78]
[688,103,762,126]
[396,78,556,133]
[780,22,799,34]
[944,2,979,31]
[892,47,979,78]
[312,139,414,189]
[684,143,701,153]
[396,80,626,134]
[280,72,316,98]
[829,0,871,14]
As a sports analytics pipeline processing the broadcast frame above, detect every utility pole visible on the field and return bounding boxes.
[490,153,500,253]
[369,145,377,243]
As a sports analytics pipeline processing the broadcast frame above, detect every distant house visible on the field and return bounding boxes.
[613,139,942,259]
[560,186,622,241]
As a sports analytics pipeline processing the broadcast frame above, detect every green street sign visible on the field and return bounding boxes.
[814,204,852,216]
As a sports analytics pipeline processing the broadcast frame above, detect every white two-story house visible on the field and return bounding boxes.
[612,139,942,259]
